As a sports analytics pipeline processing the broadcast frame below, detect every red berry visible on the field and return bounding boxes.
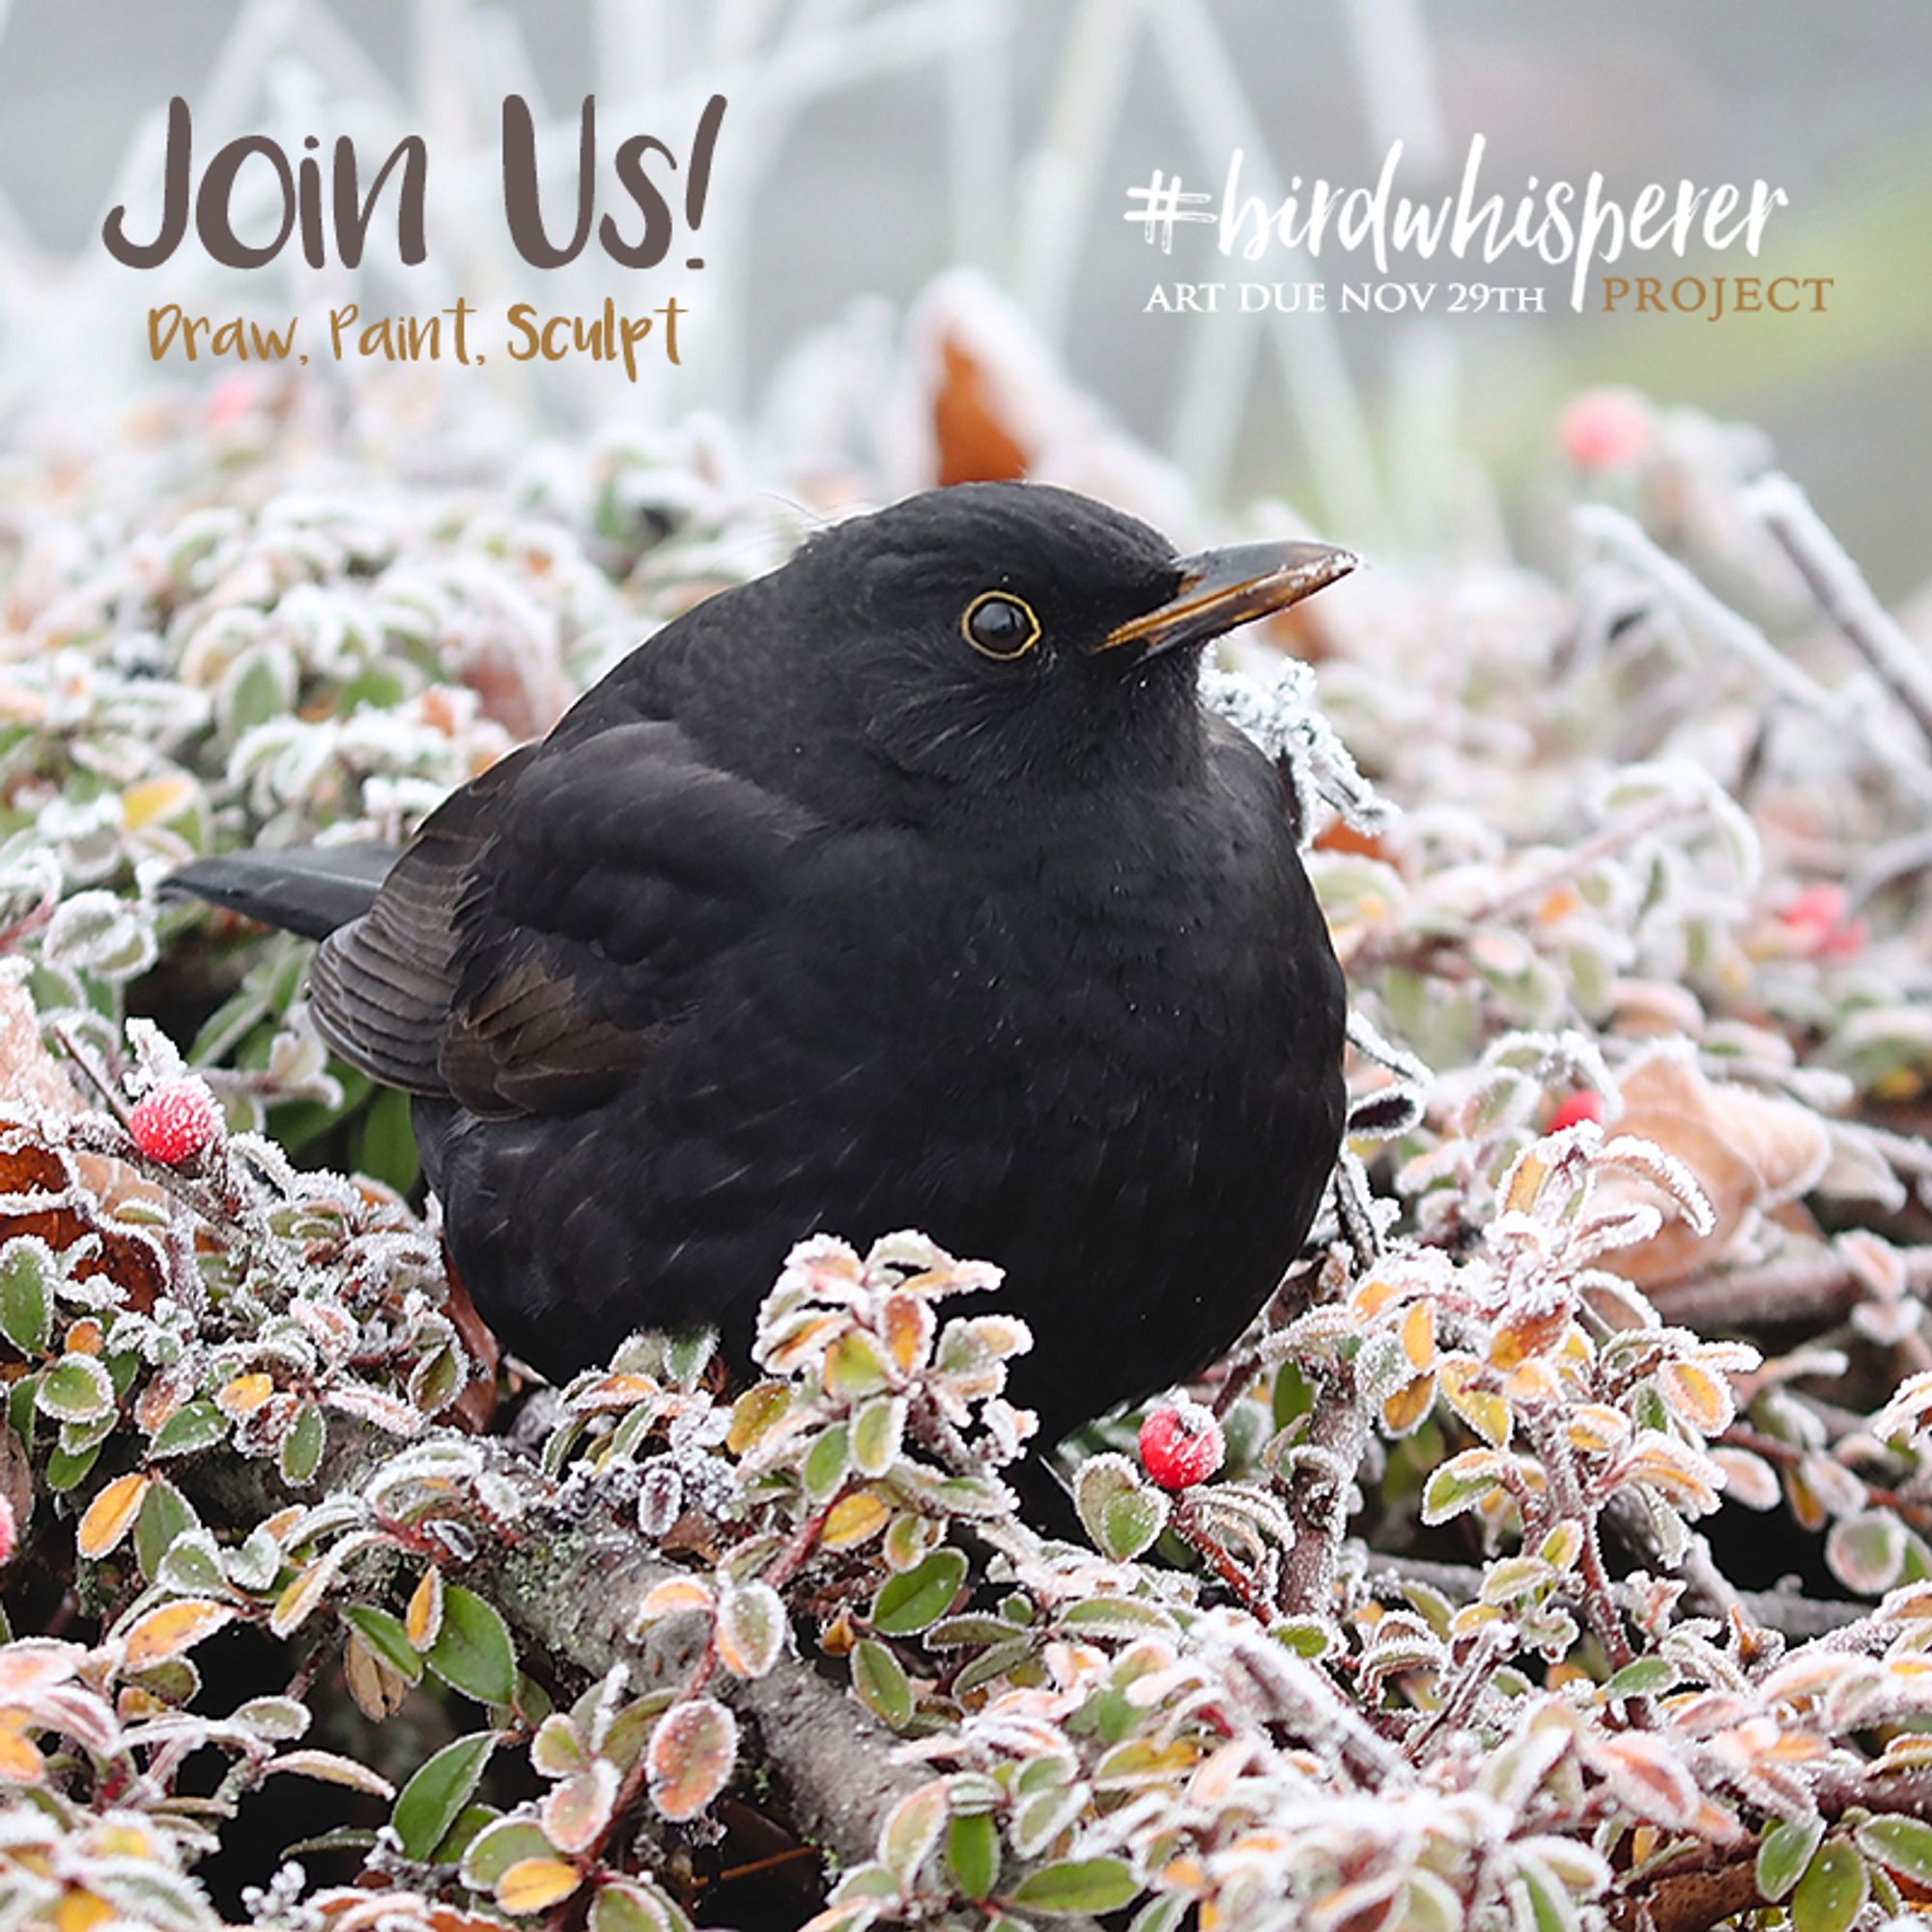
[129,1078,222,1165]
[1548,1090,1605,1133]
[1778,883,1866,960]
[1779,882,1848,932]
[1138,1402,1225,1492]
[1559,388,1652,470]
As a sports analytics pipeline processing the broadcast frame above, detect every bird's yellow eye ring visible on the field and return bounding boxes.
[962,590,1040,661]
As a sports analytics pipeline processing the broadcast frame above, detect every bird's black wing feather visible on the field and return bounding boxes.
[318,718,817,1120]
[166,842,400,940]
[307,747,535,1093]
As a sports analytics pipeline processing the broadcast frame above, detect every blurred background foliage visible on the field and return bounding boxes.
[0,0,1925,591]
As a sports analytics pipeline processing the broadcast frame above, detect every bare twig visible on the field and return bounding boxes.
[1752,472,1932,753]
[1650,1246,1932,1332]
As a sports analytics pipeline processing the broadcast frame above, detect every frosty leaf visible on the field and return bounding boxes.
[43,889,156,980]
[406,1566,444,1652]
[880,1292,935,1375]
[341,1605,424,1685]
[269,1529,386,1636]
[851,1638,914,1730]
[35,1353,115,1425]
[0,1237,53,1353]
[825,1328,894,1400]
[1708,1448,1779,1511]
[391,1732,497,1861]
[802,1422,852,1499]
[461,1818,555,1892]
[1420,1450,1508,1525]
[1009,1858,1140,1916]
[1621,1434,1724,1516]
[1790,1839,1867,1932]
[497,1859,583,1916]
[77,1470,152,1558]
[590,1879,695,1932]
[424,1584,517,1706]
[1757,1816,1827,1903]
[541,1759,620,1855]
[822,1491,892,1550]
[140,1395,223,1457]
[269,1750,396,1800]
[1655,1359,1735,1436]
[0,1727,45,1786]
[1074,1453,1170,1561]
[878,1776,949,1884]
[324,1379,425,1436]
[1587,1734,1701,1830]
[1826,1512,1907,1596]
[715,1577,786,1679]
[945,1811,1000,1902]
[1437,1358,1511,1448]
[1854,1815,1932,1889]
[850,1394,907,1477]
[122,1600,237,1670]
[647,1696,738,1821]
[871,1548,968,1635]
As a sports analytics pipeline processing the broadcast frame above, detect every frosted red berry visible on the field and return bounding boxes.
[1779,883,1866,960]
[1560,388,1651,470]
[129,1079,222,1165]
[1138,1403,1225,1492]
[1548,1089,1605,1133]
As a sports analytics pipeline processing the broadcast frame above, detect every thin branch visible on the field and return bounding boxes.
[1752,471,1932,753]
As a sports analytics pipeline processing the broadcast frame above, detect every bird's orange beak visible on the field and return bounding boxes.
[1096,539,1358,656]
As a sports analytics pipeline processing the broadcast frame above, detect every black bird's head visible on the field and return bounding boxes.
[781,482,1356,799]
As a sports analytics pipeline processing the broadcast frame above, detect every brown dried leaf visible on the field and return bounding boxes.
[1596,1047,1831,1287]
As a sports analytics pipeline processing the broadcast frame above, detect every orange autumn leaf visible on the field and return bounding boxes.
[495,1859,582,1916]
[122,1599,237,1670]
[216,1372,274,1417]
[51,1890,115,1932]
[880,1293,934,1376]
[1657,1359,1735,1436]
[648,1696,738,1822]
[932,332,1031,488]
[75,1472,151,1560]
[1382,1376,1435,1435]
[638,1577,714,1620]
[1400,1299,1437,1373]
[406,1568,444,1652]
[0,1721,45,1784]
[821,1491,892,1550]
[1313,820,1393,863]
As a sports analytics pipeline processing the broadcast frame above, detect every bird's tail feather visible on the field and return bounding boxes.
[165,845,400,941]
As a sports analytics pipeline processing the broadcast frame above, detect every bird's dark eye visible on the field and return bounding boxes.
[962,590,1040,661]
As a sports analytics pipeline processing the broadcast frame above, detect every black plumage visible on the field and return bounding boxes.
[171,483,1353,1443]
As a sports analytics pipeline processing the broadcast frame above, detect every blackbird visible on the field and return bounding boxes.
[171,483,1354,1443]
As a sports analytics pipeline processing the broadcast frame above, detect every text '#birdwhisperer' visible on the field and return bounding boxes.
[103,94,724,380]
[1126,135,1833,321]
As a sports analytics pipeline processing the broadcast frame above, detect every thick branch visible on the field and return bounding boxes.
[1277,1365,1371,1618]
[186,1419,922,1872]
